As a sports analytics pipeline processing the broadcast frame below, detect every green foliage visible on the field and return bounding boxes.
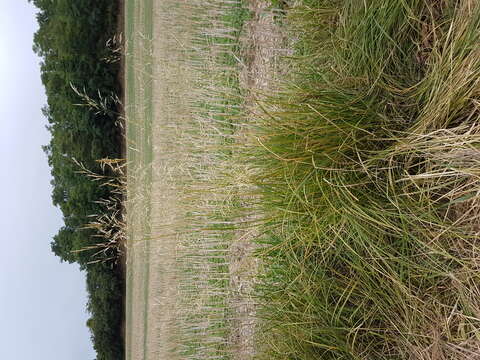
[86,263,124,360]
[254,1,480,359]
[30,0,123,359]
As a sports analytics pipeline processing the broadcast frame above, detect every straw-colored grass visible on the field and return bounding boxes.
[124,0,252,359]
[73,158,126,265]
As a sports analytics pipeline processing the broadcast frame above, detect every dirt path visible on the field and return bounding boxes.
[229,1,287,359]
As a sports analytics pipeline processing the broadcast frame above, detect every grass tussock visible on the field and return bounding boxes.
[252,1,480,359]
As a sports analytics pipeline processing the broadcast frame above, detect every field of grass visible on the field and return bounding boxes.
[124,0,253,359]
[251,1,480,359]
[124,0,480,359]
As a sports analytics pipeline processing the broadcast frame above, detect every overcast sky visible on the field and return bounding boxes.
[0,1,95,359]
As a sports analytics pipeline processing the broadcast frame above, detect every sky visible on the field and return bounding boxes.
[0,1,95,359]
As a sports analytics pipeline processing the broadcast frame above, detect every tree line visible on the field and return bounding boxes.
[30,0,124,359]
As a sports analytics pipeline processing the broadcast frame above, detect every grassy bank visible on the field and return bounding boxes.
[253,1,480,358]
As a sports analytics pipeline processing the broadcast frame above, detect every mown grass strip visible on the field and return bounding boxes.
[124,1,136,360]
[141,0,154,358]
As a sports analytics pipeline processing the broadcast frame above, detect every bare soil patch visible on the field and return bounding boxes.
[229,1,289,359]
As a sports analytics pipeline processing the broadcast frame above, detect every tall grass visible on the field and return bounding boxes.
[167,1,250,358]
[73,158,126,265]
[125,0,250,359]
[251,1,480,359]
